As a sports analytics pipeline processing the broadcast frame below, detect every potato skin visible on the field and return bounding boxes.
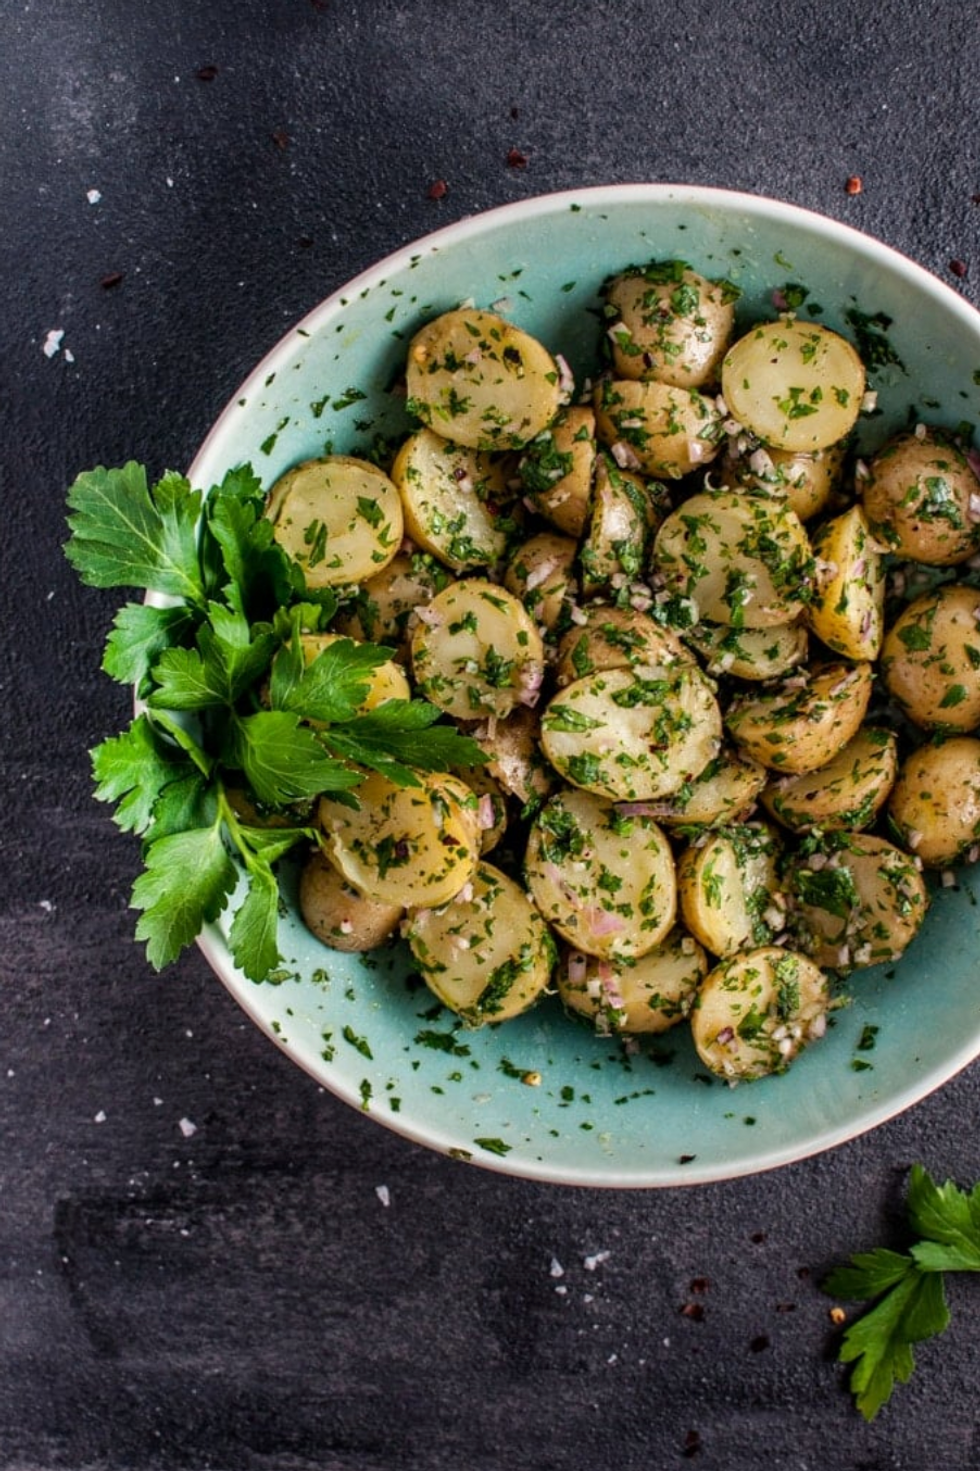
[881,584,980,731]
[887,736,980,867]
[299,849,403,951]
[603,262,736,389]
[861,429,980,565]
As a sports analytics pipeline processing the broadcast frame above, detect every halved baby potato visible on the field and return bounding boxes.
[404,861,555,1027]
[524,787,677,959]
[557,928,708,1035]
[594,378,724,478]
[806,504,885,661]
[518,404,596,537]
[861,428,980,565]
[555,603,692,687]
[539,661,722,802]
[579,453,668,597]
[719,441,845,521]
[721,320,865,452]
[761,727,898,833]
[685,619,808,682]
[299,848,403,952]
[887,736,980,867]
[691,945,831,1081]
[410,578,546,720]
[405,308,564,451]
[652,489,813,628]
[317,770,480,909]
[603,261,736,388]
[881,583,980,731]
[390,427,515,572]
[725,661,874,774]
[630,745,769,832]
[330,549,452,653]
[503,530,578,633]
[678,823,784,959]
[785,832,929,970]
[266,455,403,588]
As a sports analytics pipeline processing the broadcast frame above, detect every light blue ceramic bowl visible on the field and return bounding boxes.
[189,184,980,1186]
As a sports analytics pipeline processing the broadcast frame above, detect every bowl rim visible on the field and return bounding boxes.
[189,181,980,1188]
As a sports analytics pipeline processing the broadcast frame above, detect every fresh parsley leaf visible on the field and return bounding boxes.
[65,463,206,605]
[132,821,239,970]
[227,862,282,981]
[834,1268,948,1422]
[907,1165,980,1273]
[324,701,487,780]
[825,1164,980,1420]
[91,715,194,835]
[148,605,277,710]
[102,602,197,689]
[270,635,393,724]
[230,710,361,806]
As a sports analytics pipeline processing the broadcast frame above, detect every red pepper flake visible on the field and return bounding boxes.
[100,271,124,290]
[679,1302,705,1321]
[749,1333,770,1352]
[972,194,980,206]
[298,235,314,249]
[796,1265,811,1279]
[845,175,862,196]
[678,1153,696,1164]
[775,1301,797,1313]
[427,179,448,201]
[950,258,968,278]
[510,105,520,120]
[196,64,219,82]
[506,147,529,169]
[682,1430,702,1459]
[750,1230,767,1244]
[271,129,290,151]
[689,1277,710,1294]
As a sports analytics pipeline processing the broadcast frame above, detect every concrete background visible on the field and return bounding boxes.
[2,1,980,1467]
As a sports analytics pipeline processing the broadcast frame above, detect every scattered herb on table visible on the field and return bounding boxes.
[823,1163,980,1420]
[63,460,483,982]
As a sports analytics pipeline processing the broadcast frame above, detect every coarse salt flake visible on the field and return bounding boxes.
[583,1250,611,1271]
[43,329,64,358]
[549,1256,565,1278]
[375,1184,391,1207]
[86,188,102,205]
[178,1117,197,1138]
[94,1110,107,1123]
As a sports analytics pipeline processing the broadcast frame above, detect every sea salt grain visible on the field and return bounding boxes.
[375,1184,391,1207]
[583,1251,611,1271]
[86,188,101,204]
[178,1117,197,1138]
[42,329,64,358]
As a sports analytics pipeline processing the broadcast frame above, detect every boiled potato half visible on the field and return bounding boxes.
[524,787,677,959]
[691,945,830,1082]
[406,307,564,451]
[266,455,403,588]
[721,320,865,452]
[557,929,708,1035]
[404,861,556,1027]
[603,260,736,388]
[861,428,980,565]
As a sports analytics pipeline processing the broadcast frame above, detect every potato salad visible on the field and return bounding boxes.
[265,263,980,1084]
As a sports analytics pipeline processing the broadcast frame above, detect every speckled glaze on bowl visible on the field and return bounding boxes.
[189,184,980,1187]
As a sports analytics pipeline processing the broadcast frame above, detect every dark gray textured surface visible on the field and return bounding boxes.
[3,2,980,1467]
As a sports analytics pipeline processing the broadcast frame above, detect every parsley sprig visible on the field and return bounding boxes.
[65,460,483,981]
[824,1164,980,1420]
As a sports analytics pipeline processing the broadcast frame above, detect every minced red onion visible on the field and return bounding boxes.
[567,951,588,984]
